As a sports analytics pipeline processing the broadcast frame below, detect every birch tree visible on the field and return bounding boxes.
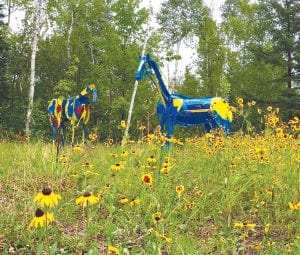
[25,0,44,138]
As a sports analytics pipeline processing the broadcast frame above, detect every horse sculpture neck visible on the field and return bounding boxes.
[136,54,171,106]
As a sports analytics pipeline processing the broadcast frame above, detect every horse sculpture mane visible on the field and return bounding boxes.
[48,84,98,146]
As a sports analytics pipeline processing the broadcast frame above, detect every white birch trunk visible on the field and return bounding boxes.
[121,34,150,145]
[25,0,42,138]
[121,0,154,145]
[67,0,80,66]
[171,42,181,93]
[66,12,74,66]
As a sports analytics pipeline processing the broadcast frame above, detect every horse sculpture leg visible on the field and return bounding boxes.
[71,124,75,147]
[82,124,88,144]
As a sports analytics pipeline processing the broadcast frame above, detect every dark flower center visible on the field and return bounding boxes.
[154,216,160,221]
[35,208,44,217]
[42,187,52,195]
[83,191,91,197]
[144,176,150,183]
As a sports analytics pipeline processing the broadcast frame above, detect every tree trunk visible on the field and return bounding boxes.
[285,0,292,89]
[66,0,80,67]
[7,0,11,27]
[25,0,42,138]
[171,41,181,93]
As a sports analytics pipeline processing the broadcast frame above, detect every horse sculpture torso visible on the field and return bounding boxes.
[48,84,98,146]
[135,54,233,146]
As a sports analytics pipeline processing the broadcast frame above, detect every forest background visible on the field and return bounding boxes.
[0,0,299,142]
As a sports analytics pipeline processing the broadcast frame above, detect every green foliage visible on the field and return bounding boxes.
[1,0,299,140]
[197,16,226,96]
[176,67,200,97]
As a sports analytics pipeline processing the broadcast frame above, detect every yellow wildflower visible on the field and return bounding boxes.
[29,208,54,228]
[108,245,120,255]
[73,145,83,152]
[83,162,93,168]
[89,133,98,140]
[288,201,300,211]
[75,192,99,207]
[237,97,244,105]
[142,173,153,187]
[130,198,141,206]
[176,185,185,197]
[120,151,128,157]
[33,187,61,208]
[111,163,124,171]
[118,197,129,204]
[264,223,271,233]
[152,212,163,224]
[147,155,157,163]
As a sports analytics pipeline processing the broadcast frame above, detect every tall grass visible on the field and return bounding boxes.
[0,128,299,255]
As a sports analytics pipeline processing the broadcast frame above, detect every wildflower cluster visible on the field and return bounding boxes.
[30,187,61,229]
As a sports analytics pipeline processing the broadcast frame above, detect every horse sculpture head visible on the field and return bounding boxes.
[80,84,98,103]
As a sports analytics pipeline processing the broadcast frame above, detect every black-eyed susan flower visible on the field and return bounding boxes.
[176,185,185,197]
[60,154,68,162]
[83,162,93,168]
[147,155,157,163]
[142,173,153,187]
[130,198,141,206]
[118,197,129,204]
[33,187,61,208]
[73,144,83,152]
[237,97,243,107]
[267,106,272,112]
[120,151,128,157]
[111,163,124,171]
[120,120,126,129]
[264,223,271,233]
[108,245,120,255]
[29,208,54,228]
[275,128,284,137]
[89,133,98,141]
[160,165,171,176]
[288,201,300,211]
[75,191,99,207]
[152,212,163,224]
[233,222,256,229]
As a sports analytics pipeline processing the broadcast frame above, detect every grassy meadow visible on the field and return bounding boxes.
[0,110,299,254]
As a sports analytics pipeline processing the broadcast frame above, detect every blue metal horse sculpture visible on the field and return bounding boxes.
[48,84,98,146]
[135,54,233,146]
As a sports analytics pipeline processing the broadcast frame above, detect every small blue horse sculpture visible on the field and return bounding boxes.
[48,84,98,146]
